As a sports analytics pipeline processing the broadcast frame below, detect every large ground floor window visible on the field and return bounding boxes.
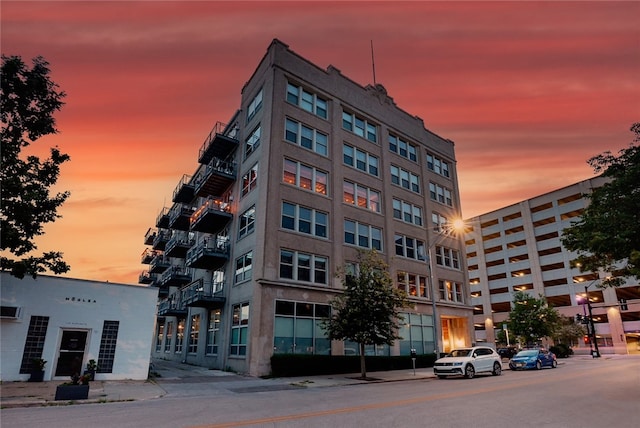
[398,313,434,354]
[274,300,331,355]
[230,303,249,356]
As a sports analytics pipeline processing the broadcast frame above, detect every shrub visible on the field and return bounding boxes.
[550,344,573,358]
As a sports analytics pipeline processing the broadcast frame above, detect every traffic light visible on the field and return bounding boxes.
[620,299,628,311]
[583,335,590,344]
[575,314,583,323]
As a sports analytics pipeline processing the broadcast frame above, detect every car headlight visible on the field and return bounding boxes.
[453,362,463,366]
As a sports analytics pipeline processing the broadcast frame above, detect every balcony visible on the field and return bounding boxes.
[165,236,194,259]
[157,292,187,317]
[198,121,239,165]
[168,203,194,231]
[185,238,230,270]
[152,229,171,251]
[149,254,171,274]
[138,270,156,285]
[183,278,225,309]
[141,248,158,264]
[172,174,195,204]
[144,228,157,245]
[156,207,170,229]
[190,197,233,234]
[194,157,237,198]
[160,266,192,288]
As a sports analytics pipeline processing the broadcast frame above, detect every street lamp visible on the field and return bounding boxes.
[575,278,601,358]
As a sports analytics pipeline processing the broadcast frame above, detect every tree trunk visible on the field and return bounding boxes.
[359,342,367,378]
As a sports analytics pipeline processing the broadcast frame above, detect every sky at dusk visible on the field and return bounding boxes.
[2,1,639,284]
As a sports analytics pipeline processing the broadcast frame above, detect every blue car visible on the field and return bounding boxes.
[509,349,557,370]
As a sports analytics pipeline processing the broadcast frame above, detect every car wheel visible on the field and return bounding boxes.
[464,364,475,379]
[492,362,502,376]
[437,375,446,379]
[536,361,542,370]
[552,360,557,368]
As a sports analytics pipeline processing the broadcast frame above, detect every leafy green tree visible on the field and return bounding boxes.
[507,291,560,347]
[552,315,587,347]
[1,55,71,279]
[561,123,640,287]
[322,250,409,379]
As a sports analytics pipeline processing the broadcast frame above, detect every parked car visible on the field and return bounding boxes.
[509,349,557,370]
[433,346,502,379]
[497,346,518,359]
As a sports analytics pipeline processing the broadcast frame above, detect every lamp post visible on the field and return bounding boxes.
[584,283,601,358]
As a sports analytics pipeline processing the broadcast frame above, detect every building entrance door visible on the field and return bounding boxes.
[55,330,88,376]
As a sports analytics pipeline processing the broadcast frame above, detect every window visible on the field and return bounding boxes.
[155,322,164,352]
[283,159,328,195]
[343,143,379,176]
[247,88,263,122]
[438,280,464,303]
[175,319,185,353]
[235,251,253,283]
[431,212,448,232]
[342,110,377,143]
[397,271,429,298]
[238,206,255,239]
[343,181,380,212]
[98,321,119,373]
[426,153,451,178]
[230,303,249,356]
[286,82,328,119]
[206,309,221,355]
[245,125,261,158]
[281,202,328,238]
[164,321,173,353]
[285,118,328,156]
[429,182,453,207]
[398,313,435,354]
[393,198,423,226]
[391,165,420,193]
[394,234,426,261]
[242,163,258,197]
[435,246,460,269]
[188,314,200,354]
[19,316,49,374]
[274,300,331,355]
[389,134,417,162]
[344,219,382,250]
[279,249,328,285]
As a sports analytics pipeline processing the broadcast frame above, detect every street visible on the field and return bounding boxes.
[2,356,638,428]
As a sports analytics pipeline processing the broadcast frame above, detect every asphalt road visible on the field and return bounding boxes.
[2,356,639,428]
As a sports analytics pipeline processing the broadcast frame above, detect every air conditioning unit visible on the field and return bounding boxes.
[0,306,22,319]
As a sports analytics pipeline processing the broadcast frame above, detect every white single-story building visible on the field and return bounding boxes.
[0,273,158,381]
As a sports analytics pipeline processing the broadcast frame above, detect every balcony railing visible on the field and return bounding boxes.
[156,207,170,229]
[185,237,230,271]
[172,174,195,204]
[144,228,157,245]
[198,121,239,165]
[165,236,195,259]
[193,157,237,198]
[190,197,233,234]
[138,270,156,285]
[141,248,158,264]
[160,266,192,288]
[149,254,171,274]
[168,203,194,231]
[152,229,171,251]
[157,291,187,317]
[183,278,225,309]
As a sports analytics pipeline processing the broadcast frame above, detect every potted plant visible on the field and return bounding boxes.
[84,359,98,381]
[28,358,46,382]
[54,373,91,401]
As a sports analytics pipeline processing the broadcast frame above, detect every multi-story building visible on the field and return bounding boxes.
[140,39,473,376]
[465,176,640,355]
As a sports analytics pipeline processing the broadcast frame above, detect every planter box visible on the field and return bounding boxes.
[54,384,89,401]
[28,370,45,382]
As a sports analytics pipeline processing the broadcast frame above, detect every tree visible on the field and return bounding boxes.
[561,123,640,288]
[322,250,409,379]
[507,291,560,347]
[552,315,587,347]
[1,55,71,279]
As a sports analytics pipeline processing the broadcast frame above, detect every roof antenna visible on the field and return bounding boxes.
[370,40,377,85]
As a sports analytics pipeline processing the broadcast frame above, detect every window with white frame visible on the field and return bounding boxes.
[344,219,382,250]
[175,318,185,353]
[238,206,255,239]
[427,153,450,178]
[439,280,464,303]
[274,300,331,355]
[188,314,200,354]
[230,303,249,356]
[247,88,263,122]
[286,82,328,119]
[435,245,460,269]
[283,158,328,195]
[205,309,221,355]
[279,249,328,285]
[389,134,417,162]
[242,163,258,197]
[343,180,380,212]
[342,111,377,143]
[281,202,328,238]
[155,322,164,352]
[392,198,423,226]
[394,234,426,261]
[343,144,379,176]
[432,212,448,232]
[391,165,420,193]
[164,321,173,353]
[235,251,253,283]
[245,125,261,159]
[397,271,429,298]
[284,118,328,156]
[429,182,453,207]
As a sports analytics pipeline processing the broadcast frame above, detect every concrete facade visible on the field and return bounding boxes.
[465,177,640,354]
[143,39,473,376]
[0,273,158,381]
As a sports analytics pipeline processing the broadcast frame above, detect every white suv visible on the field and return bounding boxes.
[433,346,502,379]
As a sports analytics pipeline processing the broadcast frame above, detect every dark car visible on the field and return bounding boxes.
[497,347,517,359]
[509,349,557,370]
